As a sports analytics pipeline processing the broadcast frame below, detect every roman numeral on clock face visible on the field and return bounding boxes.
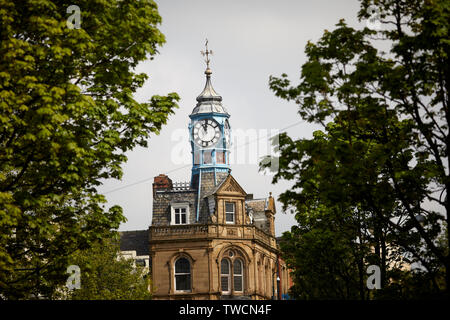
[192,118,221,148]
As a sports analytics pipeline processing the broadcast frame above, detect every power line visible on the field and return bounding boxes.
[103,119,304,194]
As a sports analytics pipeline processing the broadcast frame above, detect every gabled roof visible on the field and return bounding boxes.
[215,174,247,196]
[204,174,247,198]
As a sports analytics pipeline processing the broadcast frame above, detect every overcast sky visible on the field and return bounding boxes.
[99,0,367,236]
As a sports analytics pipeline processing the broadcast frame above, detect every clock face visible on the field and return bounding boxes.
[192,119,221,147]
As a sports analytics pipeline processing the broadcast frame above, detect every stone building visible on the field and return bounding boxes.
[120,45,291,300]
[119,230,151,271]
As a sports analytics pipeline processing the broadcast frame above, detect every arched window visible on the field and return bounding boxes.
[174,257,191,292]
[220,258,230,294]
[220,251,245,295]
[233,259,243,292]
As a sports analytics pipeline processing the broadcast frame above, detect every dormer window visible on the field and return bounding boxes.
[171,203,189,225]
[225,202,235,224]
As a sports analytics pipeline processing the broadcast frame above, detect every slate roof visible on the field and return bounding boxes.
[202,173,230,198]
[245,199,267,212]
[190,70,229,116]
[119,230,149,256]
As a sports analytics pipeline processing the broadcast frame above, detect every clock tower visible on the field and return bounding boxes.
[189,40,231,202]
[141,40,290,300]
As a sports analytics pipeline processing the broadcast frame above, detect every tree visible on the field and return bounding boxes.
[63,235,152,300]
[0,0,179,299]
[264,0,449,298]
[279,203,368,300]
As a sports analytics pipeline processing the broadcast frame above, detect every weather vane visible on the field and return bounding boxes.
[200,38,213,69]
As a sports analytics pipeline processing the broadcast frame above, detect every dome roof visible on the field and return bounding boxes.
[190,69,229,116]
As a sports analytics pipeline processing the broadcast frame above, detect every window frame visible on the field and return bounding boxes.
[233,259,244,293]
[216,150,226,164]
[220,258,231,295]
[203,149,212,164]
[174,257,192,293]
[194,151,201,165]
[171,203,190,225]
[220,251,245,295]
[225,202,235,224]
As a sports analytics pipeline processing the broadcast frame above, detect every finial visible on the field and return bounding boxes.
[200,38,213,75]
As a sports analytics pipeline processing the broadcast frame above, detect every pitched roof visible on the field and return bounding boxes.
[215,174,247,196]
[245,199,267,212]
[203,174,247,198]
[119,230,149,256]
[203,172,230,197]
[245,193,276,214]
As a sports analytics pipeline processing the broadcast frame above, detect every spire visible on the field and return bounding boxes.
[196,76,222,103]
[197,38,221,102]
[190,39,228,116]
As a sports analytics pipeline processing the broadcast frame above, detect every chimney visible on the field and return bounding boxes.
[152,174,173,197]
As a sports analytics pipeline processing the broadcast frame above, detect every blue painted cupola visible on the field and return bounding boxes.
[189,40,231,190]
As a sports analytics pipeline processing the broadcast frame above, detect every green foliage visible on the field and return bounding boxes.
[63,235,152,300]
[0,0,179,299]
[279,204,368,300]
[264,0,449,299]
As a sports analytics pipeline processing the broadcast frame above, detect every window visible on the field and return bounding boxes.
[135,259,146,267]
[220,259,230,294]
[220,254,245,295]
[194,152,200,165]
[216,151,225,164]
[171,204,189,225]
[225,202,235,224]
[175,258,191,292]
[203,150,212,164]
[233,259,243,292]
[175,207,186,224]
